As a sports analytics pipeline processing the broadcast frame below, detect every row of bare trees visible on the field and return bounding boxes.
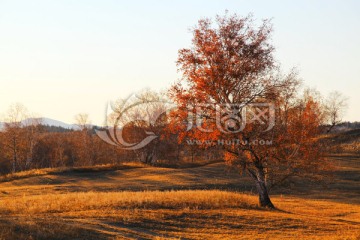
[0,102,221,175]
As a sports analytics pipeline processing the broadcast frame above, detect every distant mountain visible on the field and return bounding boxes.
[33,117,79,129]
[0,117,81,130]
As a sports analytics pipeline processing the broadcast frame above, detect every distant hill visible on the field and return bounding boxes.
[32,117,79,129]
[0,117,81,130]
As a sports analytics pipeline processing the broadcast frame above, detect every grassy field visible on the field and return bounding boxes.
[0,155,359,239]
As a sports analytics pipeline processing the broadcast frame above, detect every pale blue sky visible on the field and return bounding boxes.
[0,0,359,124]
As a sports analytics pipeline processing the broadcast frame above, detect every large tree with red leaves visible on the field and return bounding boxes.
[169,13,328,208]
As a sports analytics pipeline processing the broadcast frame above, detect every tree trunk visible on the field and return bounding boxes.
[255,178,275,208]
[326,123,335,133]
[12,146,17,173]
[248,167,275,209]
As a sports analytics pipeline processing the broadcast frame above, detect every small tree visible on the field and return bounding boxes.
[74,113,91,131]
[2,103,40,172]
[324,91,348,133]
[73,113,98,166]
[109,90,170,164]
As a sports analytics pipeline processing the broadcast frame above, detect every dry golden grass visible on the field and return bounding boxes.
[0,162,145,183]
[0,155,359,239]
[0,190,359,240]
[321,129,360,155]
[0,190,259,214]
[340,142,360,154]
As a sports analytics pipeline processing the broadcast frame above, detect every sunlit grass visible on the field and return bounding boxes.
[0,162,146,182]
[0,190,359,239]
[0,190,258,214]
[0,156,359,239]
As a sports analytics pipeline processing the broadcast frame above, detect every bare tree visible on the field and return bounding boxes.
[324,91,348,133]
[74,113,91,131]
[74,113,98,166]
[110,89,170,164]
[1,103,37,172]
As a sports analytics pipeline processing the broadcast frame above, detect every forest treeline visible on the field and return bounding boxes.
[0,113,358,176]
[0,120,223,175]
